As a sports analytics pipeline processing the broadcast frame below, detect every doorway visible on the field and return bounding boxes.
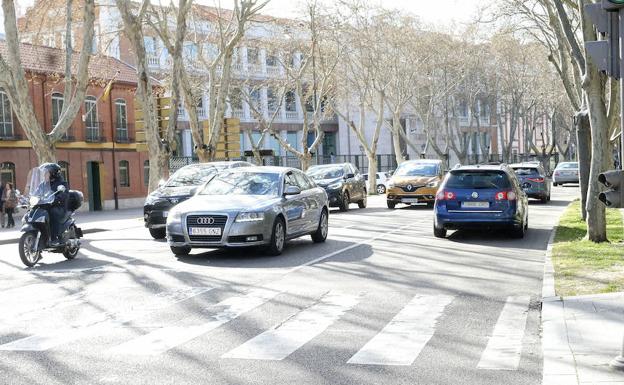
[86,161,102,211]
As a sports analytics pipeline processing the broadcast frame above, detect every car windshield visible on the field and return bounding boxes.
[199,172,280,196]
[557,162,578,169]
[394,163,438,177]
[307,166,344,180]
[513,167,540,176]
[445,170,512,189]
[166,166,218,187]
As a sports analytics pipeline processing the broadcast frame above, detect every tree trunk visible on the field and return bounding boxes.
[367,153,378,195]
[576,111,591,220]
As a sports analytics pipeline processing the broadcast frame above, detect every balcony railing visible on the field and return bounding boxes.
[59,126,75,142]
[85,122,104,142]
[0,132,21,141]
[147,55,159,67]
[266,65,280,76]
[197,107,206,118]
[115,123,134,143]
[285,111,299,120]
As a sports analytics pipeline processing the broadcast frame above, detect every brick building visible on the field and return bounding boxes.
[0,42,149,211]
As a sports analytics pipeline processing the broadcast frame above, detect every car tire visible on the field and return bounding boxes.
[266,216,286,255]
[511,220,526,239]
[553,182,558,187]
[311,209,328,243]
[171,246,191,256]
[377,184,386,194]
[387,200,396,209]
[339,192,350,212]
[149,227,166,239]
[540,196,548,204]
[358,190,367,209]
[433,224,447,238]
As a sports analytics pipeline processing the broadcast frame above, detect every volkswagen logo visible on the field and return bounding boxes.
[471,192,479,199]
[197,217,215,225]
[406,184,414,191]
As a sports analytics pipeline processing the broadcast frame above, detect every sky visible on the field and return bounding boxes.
[0,0,491,33]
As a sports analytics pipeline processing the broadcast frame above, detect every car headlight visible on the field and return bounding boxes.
[327,182,342,190]
[166,208,183,224]
[236,212,265,222]
[29,196,40,206]
[426,180,439,188]
[144,194,160,206]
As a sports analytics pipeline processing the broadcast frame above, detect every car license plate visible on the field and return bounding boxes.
[402,198,419,203]
[163,211,169,218]
[188,227,222,236]
[462,201,489,208]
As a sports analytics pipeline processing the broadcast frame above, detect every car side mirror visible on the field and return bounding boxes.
[345,173,355,179]
[284,186,301,196]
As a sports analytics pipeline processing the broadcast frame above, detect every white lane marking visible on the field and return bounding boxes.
[109,287,281,355]
[0,286,212,351]
[347,294,453,366]
[477,295,531,370]
[287,223,415,274]
[222,292,359,361]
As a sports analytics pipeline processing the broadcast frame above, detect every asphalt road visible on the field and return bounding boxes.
[0,186,579,385]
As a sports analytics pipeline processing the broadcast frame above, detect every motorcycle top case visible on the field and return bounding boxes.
[68,190,83,211]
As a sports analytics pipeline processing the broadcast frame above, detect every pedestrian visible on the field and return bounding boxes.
[0,182,4,228]
[2,182,18,229]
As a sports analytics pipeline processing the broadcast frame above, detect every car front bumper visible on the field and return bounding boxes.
[386,186,438,203]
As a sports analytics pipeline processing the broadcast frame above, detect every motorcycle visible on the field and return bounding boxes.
[18,166,84,267]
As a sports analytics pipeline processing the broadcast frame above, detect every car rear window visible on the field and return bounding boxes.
[557,163,578,169]
[445,170,512,189]
[513,167,539,176]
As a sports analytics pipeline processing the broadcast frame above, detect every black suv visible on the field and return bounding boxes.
[306,163,367,211]
[143,161,252,239]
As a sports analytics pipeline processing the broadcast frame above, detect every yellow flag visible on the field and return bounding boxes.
[101,78,114,102]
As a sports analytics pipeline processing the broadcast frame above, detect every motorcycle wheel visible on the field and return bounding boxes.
[63,226,80,260]
[19,231,41,267]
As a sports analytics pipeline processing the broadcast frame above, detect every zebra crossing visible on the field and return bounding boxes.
[0,284,533,370]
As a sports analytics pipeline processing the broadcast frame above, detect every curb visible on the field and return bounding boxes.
[541,214,578,385]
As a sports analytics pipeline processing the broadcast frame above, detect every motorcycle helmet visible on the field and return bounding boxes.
[41,163,62,181]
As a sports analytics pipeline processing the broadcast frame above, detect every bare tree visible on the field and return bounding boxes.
[0,0,95,163]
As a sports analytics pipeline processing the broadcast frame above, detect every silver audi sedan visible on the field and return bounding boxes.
[166,166,329,256]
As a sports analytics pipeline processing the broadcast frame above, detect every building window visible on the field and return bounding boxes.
[266,53,278,67]
[143,160,149,187]
[247,48,259,65]
[0,90,13,137]
[267,87,278,114]
[85,96,99,141]
[0,162,15,186]
[285,90,296,112]
[119,160,129,187]
[51,92,64,127]
[115,99,128,142]
[287,132,298,151]
[58,161,69,182]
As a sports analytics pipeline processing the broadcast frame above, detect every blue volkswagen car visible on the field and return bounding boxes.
[433,164,529,239]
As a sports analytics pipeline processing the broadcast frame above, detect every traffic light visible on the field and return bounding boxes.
[598,170,624,207]
[584,2,621,78]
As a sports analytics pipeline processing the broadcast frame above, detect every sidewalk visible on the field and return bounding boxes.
[543,237,624,384]
[0,207,144,245]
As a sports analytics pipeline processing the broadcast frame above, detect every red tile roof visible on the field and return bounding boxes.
[0,41,139,84]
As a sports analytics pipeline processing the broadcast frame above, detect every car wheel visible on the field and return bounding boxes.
[358,190,367,209]
[339,192,350,212]
[540,195,548,204]
[433,224,447,238]
[266,216,286,255]
[377,184,386,194]
[171,246,191,256]
[553,182,558,187]
[387,200,396,209]
[149,227,166,239]
[511,221,526,239]
[311,209,328,243]
[547,194,551,202]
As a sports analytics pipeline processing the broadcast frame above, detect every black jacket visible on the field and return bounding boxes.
[51,178,69,208]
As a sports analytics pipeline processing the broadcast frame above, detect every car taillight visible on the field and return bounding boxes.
[436,190,456,200]
[495,191,517,201]
[527,177,544,183]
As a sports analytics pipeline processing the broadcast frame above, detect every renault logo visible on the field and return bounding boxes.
[406,184,414,191]
[471,192,479,199]
[197,217,215,225]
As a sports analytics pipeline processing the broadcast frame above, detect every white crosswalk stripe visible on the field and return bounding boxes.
[477,295,531,370]
[0,286,212,351]
[347,294,454,366]
[222,292,359,361]
[109,287,282,355]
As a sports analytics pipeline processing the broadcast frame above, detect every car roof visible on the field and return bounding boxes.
[309,163,350,168]
[230,165,299,174]
[399,159,442,165]
[453,164,511,172]
[509,163,541,168]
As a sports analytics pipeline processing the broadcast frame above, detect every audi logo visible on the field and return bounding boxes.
[196,217,215,225]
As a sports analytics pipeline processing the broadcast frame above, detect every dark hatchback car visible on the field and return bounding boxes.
[510,162,551,203]
[144,161,253,239]
[306,163,367,211]
[433,164,529,239]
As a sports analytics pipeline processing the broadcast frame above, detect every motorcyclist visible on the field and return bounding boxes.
[40,163,68,246]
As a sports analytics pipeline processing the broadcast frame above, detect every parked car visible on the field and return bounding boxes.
[510,162,551,203]
[553,162,579,186]
[363,172,392,194]
[433,164,529,239]
[306,163,367,211]
[166,166,329,256]
[386,159,445,209]
[144,161,253,239]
